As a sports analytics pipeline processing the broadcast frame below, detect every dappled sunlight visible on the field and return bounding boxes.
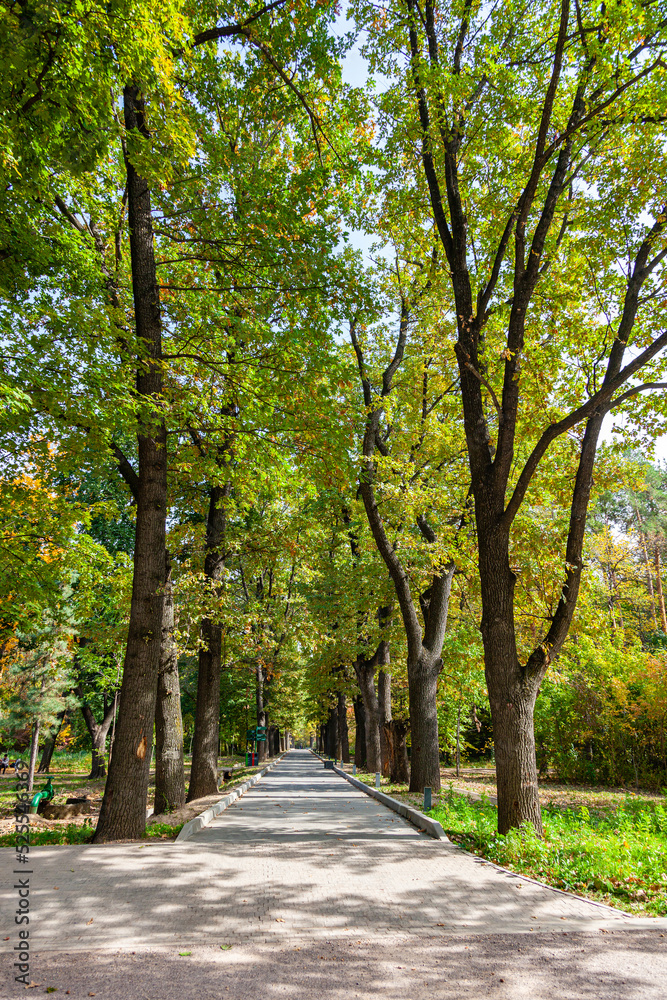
[0,752,648,959]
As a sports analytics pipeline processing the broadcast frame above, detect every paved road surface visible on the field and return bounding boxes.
[2,750,666,998]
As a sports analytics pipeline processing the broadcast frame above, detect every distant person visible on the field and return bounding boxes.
[0,755,8,774]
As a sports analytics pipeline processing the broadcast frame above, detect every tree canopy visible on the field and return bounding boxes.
[2,0,667,838]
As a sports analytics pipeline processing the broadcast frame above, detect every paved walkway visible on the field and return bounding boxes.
[2,750,667,998]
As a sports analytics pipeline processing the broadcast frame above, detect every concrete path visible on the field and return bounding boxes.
[2,750,667,999]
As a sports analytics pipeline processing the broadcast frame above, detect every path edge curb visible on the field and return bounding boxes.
[175,754,286,842]
[309,750,449,841]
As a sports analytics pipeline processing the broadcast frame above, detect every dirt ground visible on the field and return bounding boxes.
[347,765,666,814]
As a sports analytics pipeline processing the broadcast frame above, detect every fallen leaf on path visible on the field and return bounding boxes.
[219,945,231,950]
[53,887,59,890]
[275,918,285,922]
[86,919,93,925]
[179,952,191,957]
[25,983,41,989]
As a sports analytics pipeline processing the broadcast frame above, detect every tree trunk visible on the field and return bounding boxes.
[325,704,337,756]
[635,506,658,628]
[38,709,66,773]
[655,547,667,633]
[455,701,461,777]
[256,665,267,763]
[95,85,167,843]
[337,691,350,762]
[354,655,381,773]
[488,678,542,835]
[188,619,222,799]
[76,685,118,780]
[407,648,442,792]
[353,695,366,768]
[378,669,391,777]
[154,553,185,814]
[383,720,410,784]
[187,483,228,801]
[478,526,543,833]
[27,719,40,794]
[89,709,114,779]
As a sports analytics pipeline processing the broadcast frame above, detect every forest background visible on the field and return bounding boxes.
[2,0,667,851]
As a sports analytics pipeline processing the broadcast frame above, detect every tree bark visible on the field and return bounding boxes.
[27,719,39,794]
[187,483,229,801]
[154,552,185,814]
[635,506,658,628]
[354,654,381,772]
[456,702,461,777]
[78,690,117,780]
[325,704,337,756]
[406,646,442,792]
[38,709,66,773]
[337,691,350,762]
[383,719,410,784]
[95,84,167,843]
[655,547,667,633]
[256,665,268,763]
[353,694,366,768]
[378,669,392,777]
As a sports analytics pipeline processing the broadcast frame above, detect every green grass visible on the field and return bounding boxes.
[429,788,667,917]
[144,821,184,839]
[0,818,184,846]
[0,820,96,847]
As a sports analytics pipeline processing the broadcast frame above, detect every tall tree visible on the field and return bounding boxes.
[94,84,168,841]
[353,0,667,830]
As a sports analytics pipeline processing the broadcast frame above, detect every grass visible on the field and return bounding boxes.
[0,818,185,846]
[429,787,667,918]
[0,820,96,847]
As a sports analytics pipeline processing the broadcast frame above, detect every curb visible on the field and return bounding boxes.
[309,751,448,841]
[309,753,667,926]
[175,754,285,842]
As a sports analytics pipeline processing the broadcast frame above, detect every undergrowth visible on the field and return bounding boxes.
[430,788,667,917]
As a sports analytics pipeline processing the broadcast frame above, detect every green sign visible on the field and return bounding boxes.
[247,726,267,742]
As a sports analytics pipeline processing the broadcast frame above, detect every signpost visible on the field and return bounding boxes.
[246,726,267,764]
